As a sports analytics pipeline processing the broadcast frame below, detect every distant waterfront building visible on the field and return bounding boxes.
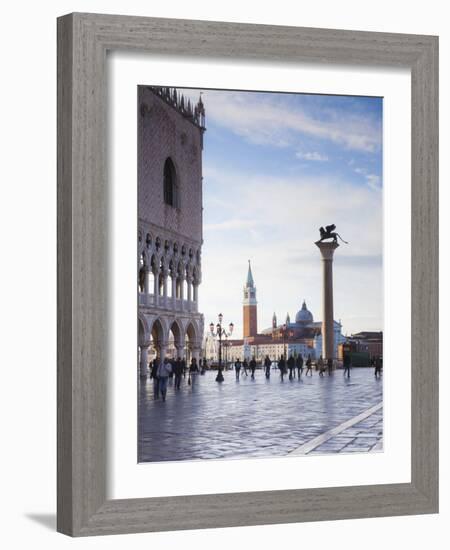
[204,262,346,363]
[339,331,383,360]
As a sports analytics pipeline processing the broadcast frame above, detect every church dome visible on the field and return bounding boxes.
[295,300,313,323]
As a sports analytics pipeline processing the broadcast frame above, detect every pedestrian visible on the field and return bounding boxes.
[189,357,199,386]
[305,354,313,376]
[249,357,257,379]
[343,352,351,378]
[174,357,183,390]
[278,355,286,381]
[150,357,159,399]
[374,355,382,378]
[264,355,271,379]
[200,358,207,375]
[327,357,333,375]
[157,357,172,401]
[235,358,242,380]
[181,357,187,378]
[317,355,325,377]
[242,359,249,376]
[287,354,295,380]
[296,353,303,378]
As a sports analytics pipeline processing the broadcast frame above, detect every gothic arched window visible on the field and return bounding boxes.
[163,157,178,207]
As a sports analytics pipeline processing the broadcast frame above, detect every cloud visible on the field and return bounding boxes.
[287,253,382,268]
[204,219,261,231]
[353,166,382,191]
[296,151,329,162]
[185,90,382,154]
[200,165,383,336]
[365,174,381,191]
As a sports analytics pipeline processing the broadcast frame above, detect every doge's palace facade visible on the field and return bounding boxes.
[137,86,206,376]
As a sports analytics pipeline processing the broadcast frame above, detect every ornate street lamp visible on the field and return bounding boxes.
[210,313,234,382]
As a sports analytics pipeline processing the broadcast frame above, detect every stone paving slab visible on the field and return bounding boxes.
[138,367,383,462]
[307,407,383,455]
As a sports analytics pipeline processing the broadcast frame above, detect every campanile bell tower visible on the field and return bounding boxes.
[243,260,258,338]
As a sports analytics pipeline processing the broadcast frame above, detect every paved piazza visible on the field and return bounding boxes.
[138,367,383,462]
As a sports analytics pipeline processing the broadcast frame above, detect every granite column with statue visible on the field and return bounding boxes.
[315,240,339,360]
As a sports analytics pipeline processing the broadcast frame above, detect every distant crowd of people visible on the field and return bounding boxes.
[146,352,382,402]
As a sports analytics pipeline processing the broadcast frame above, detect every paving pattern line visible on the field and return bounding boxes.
[288,401,383,456]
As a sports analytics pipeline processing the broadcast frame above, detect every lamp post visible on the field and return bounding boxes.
[209,313,234,383]
[282,323,287,359]
[224,333,229,370]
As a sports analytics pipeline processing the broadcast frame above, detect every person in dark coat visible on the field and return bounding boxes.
[264,355,271,378]
[374,355,382,378]
[327,357,333,376]
[343,352,351,378]
[150,357,160,399]
[235,359,242,380]
[305,354,313,376]
[278,355,286,381]
[189,357,199,385]
[200,358,207,375]
[249,357,257,379]
[173,357,183,390]
[296,353,304,378]
[287,354,295,380]
[317,355,325,377]
[242,359,249,376]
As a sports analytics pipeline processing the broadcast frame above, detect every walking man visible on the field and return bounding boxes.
[150,357,160,399]
[174,357,183,390]
[264,355,271,379]
[287,354,295,380]
[305,354,313,376]
[343,352,351,378]
[374,355,382,378]
[249,356,257,379]
[235,358,242,380]
[296,353,303,378]
[242,359,249,376]
[278,355,286,381]
[327,357,333,376]
[317,355,325,377]
[157,357,172,401]
[189,357,199,386]
[201,358,207,375]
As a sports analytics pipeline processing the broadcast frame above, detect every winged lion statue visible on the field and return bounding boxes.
[318,224,348,244]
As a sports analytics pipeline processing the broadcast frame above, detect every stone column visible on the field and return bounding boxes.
[186,276,192,312]
[180,276,185,311]
[139,343,150,377]
[171,275,177,310]
[315,241,339,361]
[144,267,150,294]
[187,277,192,302]
[162,269,168,308]
[175,344,185,360]
[193,283,198,313]
[153,268,159,307]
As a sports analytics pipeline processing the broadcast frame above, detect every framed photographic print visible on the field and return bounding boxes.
[57,13,438,536]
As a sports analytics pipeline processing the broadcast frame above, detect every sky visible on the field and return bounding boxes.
[180,88,383,338]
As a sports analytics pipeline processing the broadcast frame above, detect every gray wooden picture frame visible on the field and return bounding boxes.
[57,12,438,537]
